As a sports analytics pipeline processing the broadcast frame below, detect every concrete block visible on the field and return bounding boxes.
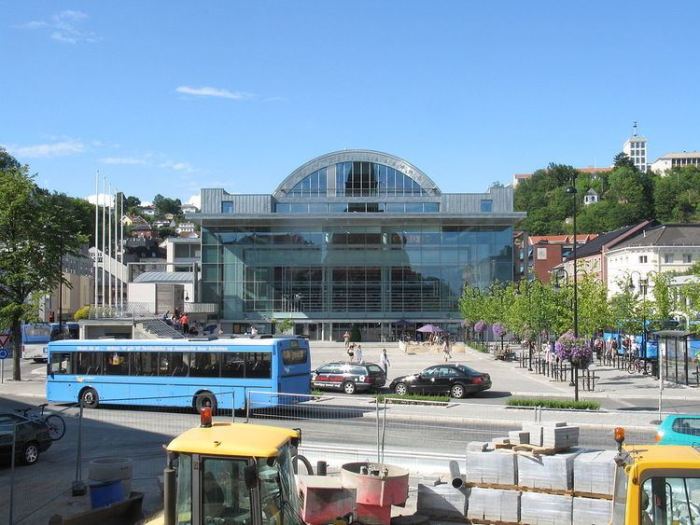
[508,430,530,445]
[466,487,520,523]
[416,483,466,519]
[573,450,616,495]
[520,492,572,525]
[573,496,612,525]
[517,449,582,490]
[542,425,579,449]
[521,424,544,447]
[466,450,517,485]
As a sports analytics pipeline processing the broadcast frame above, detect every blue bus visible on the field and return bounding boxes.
[46,336,311,411]
[15,323,52,362]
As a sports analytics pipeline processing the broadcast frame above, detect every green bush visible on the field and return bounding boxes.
[74,305,90,321]
[277,319,294,334]
[507,398,600,410]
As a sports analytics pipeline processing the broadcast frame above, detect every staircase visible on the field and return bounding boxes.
[134,319,185,339]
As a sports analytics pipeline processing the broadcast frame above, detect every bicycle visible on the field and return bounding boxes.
[627,357,651,375]
[15,403,66,441]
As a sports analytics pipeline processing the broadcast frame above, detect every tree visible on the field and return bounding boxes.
[0,152,86,380]
[576,273,610,338]
[153,194,182,217]
[650,273,673,330]
[613,152,636,169]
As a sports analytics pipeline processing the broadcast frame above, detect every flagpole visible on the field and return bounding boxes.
[93,171,99,312]
[119,192,124,312]
[114,189,120,314]
[101,176,106,314]
[107,181,112,310]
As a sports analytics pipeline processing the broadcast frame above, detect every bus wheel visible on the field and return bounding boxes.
[80,388,99,409]
[195,392,217,414]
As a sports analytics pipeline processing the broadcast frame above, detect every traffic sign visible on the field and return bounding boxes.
[0,334,9,348]
[0,349,8,360]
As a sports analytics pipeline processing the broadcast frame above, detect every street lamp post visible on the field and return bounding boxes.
[565,173,579,402]
[628,270,657,375]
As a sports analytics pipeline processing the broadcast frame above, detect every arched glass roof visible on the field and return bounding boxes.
[274,150,440,199]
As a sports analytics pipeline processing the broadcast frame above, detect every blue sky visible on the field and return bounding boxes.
[2,1,699,205]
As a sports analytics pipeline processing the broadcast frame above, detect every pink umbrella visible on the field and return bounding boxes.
[417,324,444,333]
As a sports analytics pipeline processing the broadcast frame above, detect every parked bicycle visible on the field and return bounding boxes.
[15,403,66,441]
[627,357,651,375]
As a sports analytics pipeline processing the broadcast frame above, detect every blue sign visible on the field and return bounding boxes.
[0,349,8,360]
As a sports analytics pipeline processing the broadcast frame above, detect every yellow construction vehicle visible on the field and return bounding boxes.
[152,407,309,525]
[612,427,700,524]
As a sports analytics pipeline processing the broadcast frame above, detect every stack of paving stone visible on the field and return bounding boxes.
[416,421,618,524]
[571,450,617,525]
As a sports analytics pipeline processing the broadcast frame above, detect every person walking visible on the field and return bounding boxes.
[355,344,364,364]
[379,348,390,375]
[343,330,350,349]
[442,337,452,361]
[180,313,190,334]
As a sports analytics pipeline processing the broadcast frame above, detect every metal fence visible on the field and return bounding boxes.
[1,392,236,524]
[1,391,659,524]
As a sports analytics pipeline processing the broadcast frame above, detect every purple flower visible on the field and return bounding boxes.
[474,320,487,333]
[492,323,506,338]
[554,330,593,366]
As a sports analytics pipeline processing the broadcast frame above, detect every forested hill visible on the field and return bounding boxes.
[514,158,700,235]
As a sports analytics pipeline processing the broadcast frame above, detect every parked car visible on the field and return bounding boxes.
[389,364,491,398]
[0,413,53,465]
[311,362,387,394]
[656,414,700,446]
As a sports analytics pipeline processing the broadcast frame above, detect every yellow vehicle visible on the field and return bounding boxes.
[612,427,700,524]
[156,408,306,525]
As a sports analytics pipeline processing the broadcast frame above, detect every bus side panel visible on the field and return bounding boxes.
[46,377,79,404]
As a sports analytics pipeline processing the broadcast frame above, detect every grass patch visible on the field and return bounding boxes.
[375,393,450,403]
[507,397,600,411]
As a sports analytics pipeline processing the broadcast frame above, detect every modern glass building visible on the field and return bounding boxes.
[194,150,525,340]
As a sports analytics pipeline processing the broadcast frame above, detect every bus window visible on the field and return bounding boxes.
[105,352,129,375]
[245,352,271,379]
[130,352,157,376]
[221,353,245,378]
[159,352,187,376]
[76,352,103,375]
[190,353,220,378]
[50,352,72,374]
[282,348,307,365]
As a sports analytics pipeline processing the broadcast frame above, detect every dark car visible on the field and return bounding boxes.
[311,362,387,395]
[389,364,491,398]
[0,413,53,465]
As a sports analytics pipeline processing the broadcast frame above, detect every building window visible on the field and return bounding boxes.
[287,168,327,198]
[537,248,547,260]
[664,253,673,264]
[221,201,234,214]
[683,254,692,263]
[335,162,425,197]
[639,255,647,264]
[480,199,493,212]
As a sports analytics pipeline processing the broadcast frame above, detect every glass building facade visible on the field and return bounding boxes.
[195,150,524,340]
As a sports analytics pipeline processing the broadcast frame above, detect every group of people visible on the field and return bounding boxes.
[343,330,391,373]
[162,310,200,335]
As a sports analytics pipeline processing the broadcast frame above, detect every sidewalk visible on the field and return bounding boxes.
[308,341,700,402]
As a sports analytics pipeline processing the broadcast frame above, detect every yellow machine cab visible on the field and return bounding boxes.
[158,408,304,525]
